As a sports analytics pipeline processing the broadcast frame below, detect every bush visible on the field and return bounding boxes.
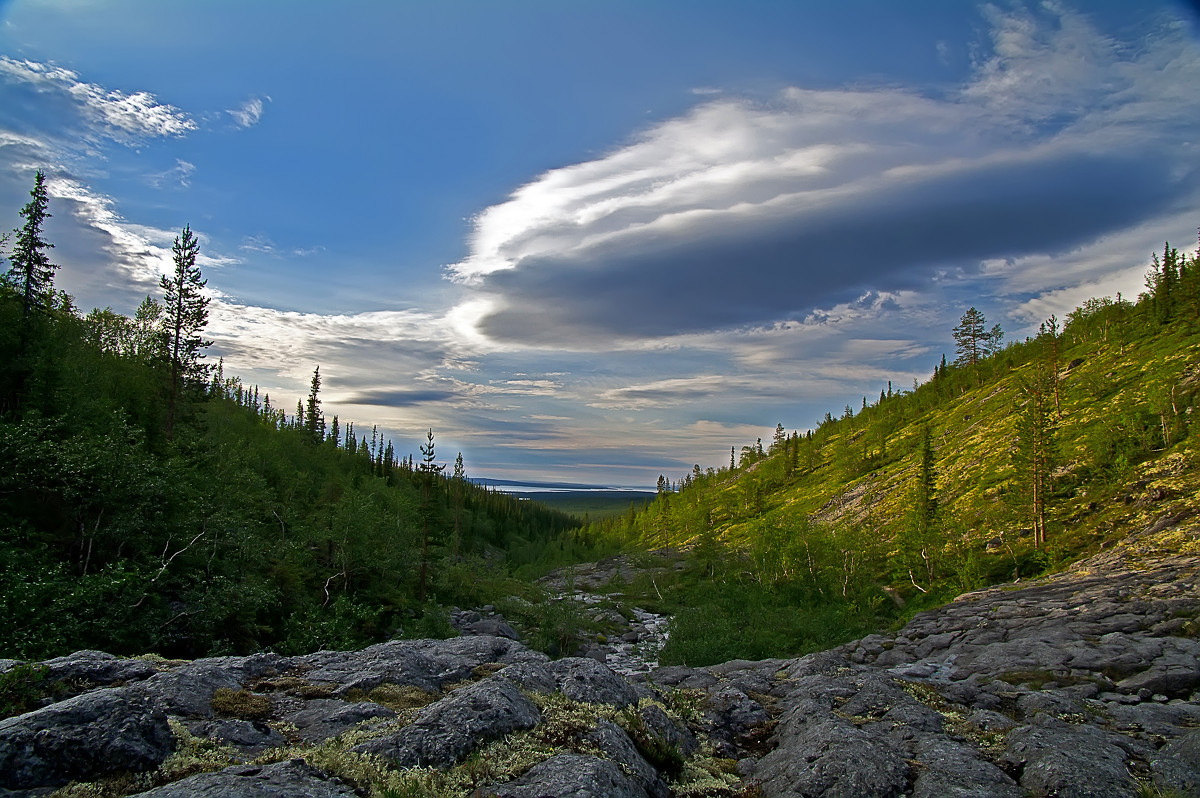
[210,687,271,720]
[0,662,49,719]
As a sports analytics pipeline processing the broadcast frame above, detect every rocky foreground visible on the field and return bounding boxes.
[2,548,1199,797]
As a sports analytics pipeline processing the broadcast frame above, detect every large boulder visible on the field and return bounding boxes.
[297,636,547,696]
[352,676,540,768]
[0,686,173,790]
[548,657,642,707]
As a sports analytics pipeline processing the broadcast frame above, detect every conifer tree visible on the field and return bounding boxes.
[5,171,56,319]
[899,425,940,591]
[953,307,988,367]
[417,429,445,601]
[304,366,325,444]
[772,423,786,453]
[161,225,211,438]
[1014,361,1057,548]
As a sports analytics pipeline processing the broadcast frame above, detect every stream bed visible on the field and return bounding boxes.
[568,590,671,676]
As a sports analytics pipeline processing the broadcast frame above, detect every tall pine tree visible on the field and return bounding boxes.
[952,307,988,367]
[161,225,211,438]
[304,366,325,444]
[6,171,56,319]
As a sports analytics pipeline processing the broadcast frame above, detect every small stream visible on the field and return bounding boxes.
[567,591,671,677]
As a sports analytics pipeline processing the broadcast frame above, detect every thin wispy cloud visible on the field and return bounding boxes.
[227,97,266,129]
[447,5,1199,349]
[0,56,195,143]
[147,159,195,189]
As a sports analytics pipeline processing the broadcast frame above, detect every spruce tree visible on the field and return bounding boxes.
[161,225,211,438]
[417,429,445,601]
[6,171,56,319]
[304,366,325,444]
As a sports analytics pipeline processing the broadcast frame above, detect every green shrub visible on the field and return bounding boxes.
[210,687,271,720]
[0,662,49,719]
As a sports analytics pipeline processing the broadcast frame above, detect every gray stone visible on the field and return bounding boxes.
[283,699,396,743]
[131,759,357,797]
[352,676,540,768]
[497,660,557,694]
[1151,728,1200,796]
[181,718,287,754]
[909,736,1021,798]
[549,657,640,707]
[298,636,547,696]
[41,650,161,687]
[1001,716,1137,798]
[139,653,288,717]
[754,714,911,797]
[0,686,173,790]
[637,701,699,757]
[486,753,649,798]
[586,720,669,798]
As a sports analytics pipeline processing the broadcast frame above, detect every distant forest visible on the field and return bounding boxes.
[3,169,1198,668]
[0,172,595,660]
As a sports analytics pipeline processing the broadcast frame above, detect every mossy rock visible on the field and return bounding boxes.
[210,687,271,720]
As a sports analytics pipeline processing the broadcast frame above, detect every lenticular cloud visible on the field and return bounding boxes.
[446,4,1199,346]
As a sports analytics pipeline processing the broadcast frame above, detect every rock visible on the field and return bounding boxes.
[1151,728,1200,796]
[1000,716,1137,798]
[130,758,357,797]
[41,650,161,686]
[180,718,287,754]
[549,657,641,707]
[703,684,769,749]
[754,713,912,797]
[5,551,1199,798]
[0,686,173,790]
[909,736,1021,798]
[485,753,649,798]
[636,702,699,757]
[298,636,546,696]
[139,653,288,717]
[586,720,670,798]
[283,698,395,744]
[496,660,557,694]
[352,676,540,768]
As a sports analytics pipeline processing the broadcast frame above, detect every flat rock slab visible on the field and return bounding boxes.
[296,636,547,695]
[283,698,395,744]
[484,753,650,798]
[130,759,357,797]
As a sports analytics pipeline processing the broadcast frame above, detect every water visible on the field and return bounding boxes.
[567,591,671,676]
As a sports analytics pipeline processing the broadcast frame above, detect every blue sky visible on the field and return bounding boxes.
[1,1,1198,487]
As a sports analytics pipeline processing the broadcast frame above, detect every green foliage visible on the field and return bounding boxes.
[209,687,272,720]
[585,233,1200,664]
[5,170,56,319]
[0,662,49,719]
[0,214,581,659]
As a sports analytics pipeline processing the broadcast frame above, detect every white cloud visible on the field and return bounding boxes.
[0,56,196,143]
[228,97,266,128]
[587,375,732,410]
[147,159,195,188]
[445,4,1199,348]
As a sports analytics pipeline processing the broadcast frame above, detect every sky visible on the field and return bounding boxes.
[0,1,1198,488]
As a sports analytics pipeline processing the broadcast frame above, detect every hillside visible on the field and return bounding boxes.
[583,239,1200,666]
[0,286,593,663]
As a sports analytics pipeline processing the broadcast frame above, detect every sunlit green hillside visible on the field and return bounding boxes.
[583,239,1200,665]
